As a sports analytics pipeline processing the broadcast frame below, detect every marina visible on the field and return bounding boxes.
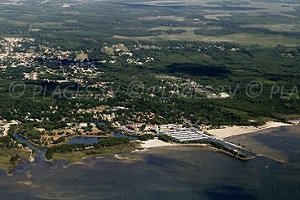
[158,126,255,159]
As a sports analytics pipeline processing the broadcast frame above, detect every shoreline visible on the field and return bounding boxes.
[139,121,295,150]
[205,121,293,139]
[140,138,208,149]
[5,122,295,173]
[140,138,178,149]
[139,139,254,161]
[138,122,297,162]
[141,138,209,152]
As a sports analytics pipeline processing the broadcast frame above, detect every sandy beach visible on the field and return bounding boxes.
[206,121,293,139]
[141,138,178,149]
[140,138,208,149]
[140,121,295,149]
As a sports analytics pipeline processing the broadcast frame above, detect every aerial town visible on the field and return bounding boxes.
[0,36,235,145]
[0,34,299,172]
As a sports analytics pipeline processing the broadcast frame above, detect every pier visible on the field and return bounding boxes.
[158,126,255,159]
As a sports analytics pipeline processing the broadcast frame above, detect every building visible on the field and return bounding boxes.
[159,126,209,142]
[0,127,4,137]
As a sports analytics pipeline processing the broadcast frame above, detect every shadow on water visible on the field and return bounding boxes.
[202,185,256,200]
[144,154,188,169]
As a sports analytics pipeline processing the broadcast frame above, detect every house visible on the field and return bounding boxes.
[0,120,19,137]
[126,123,144,131]
[144,125,158,132]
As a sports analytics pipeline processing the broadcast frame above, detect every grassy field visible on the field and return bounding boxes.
[0,149,31,172]
[114,28,300,46]
[0,0,299,48]
[51,143,139,163]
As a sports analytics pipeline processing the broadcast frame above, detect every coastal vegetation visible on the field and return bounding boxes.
[0,147,30,172]
[51,143,138,163]
[0,136,29,171]
[45,137,131,160]
[158,134,174,142]
[139,134,155,141]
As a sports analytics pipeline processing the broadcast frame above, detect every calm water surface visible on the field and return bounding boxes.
[0,126,299,200]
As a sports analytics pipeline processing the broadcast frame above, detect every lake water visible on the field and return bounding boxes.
[1,126,300,200]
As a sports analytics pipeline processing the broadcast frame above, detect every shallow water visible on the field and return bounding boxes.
[0,126,299,200]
